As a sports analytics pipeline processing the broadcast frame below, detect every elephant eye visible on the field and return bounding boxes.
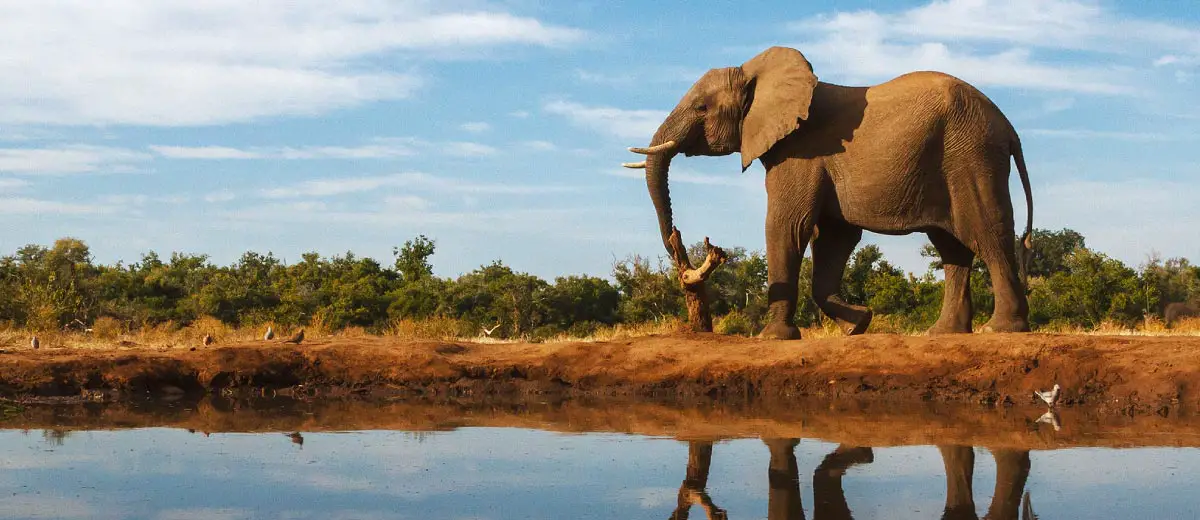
[695,103,707,113]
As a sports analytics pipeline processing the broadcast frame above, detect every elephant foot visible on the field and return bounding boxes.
[838,308,872,336]
[927,318,972,335]
[759,321,801,340]
[979,316,1031,333]
[820,446,875,471]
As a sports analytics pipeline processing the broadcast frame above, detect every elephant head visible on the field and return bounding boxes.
[625,47,819,252]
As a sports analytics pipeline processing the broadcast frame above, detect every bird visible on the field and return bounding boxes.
[1034,383,1061,407]
[1021,490,1038,520]
[1035,410,1061,432]
[481,322,500,337]
[263,326,274,340]
[283,329,304,344]
[202,333,214,346]
[285,432,304,446]
[30,336,39,350]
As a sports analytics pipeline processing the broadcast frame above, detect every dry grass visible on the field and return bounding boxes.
[5,311,1200,352]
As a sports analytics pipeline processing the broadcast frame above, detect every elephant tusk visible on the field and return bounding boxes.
[621,161,647,169]
[628,140,677,155]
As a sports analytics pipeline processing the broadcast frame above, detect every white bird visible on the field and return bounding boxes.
[1035,410,1061,432]
[264,326,274,340]
[1034,383,1061,407]
[30,336,39,350]
[482,323,500,337]
[1022,490,1038,520]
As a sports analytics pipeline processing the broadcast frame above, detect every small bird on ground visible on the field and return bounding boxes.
[202,333,214,346]
[285,432,304,446]
[1034,384,1061,407]
[283,329,304,344]
[1022,490,1038,520]
[1035,410,1062,432]
[264,326,274,340]
[482,322,500,337]
[30,336,39,350]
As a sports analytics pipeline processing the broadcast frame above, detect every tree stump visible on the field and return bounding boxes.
[665,227,729,332]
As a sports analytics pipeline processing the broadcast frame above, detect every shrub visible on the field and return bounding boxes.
[715,310,754,336]
[91,316,125,339]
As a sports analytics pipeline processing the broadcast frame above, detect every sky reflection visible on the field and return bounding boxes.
[0,427,1197,519]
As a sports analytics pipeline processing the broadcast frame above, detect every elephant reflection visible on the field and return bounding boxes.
[666,441,1032,520]
[668,439,874,520]
[939,446,1031,520]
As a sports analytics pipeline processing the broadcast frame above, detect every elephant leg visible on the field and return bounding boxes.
[811,220,872,335]
[928,229,974,334]
[977,235,1031,333]
[813,445,873,520]
[759,163,823,340]
[764,438,805,520]
[938,445,979,520]
[671,441,717,520]
[982,450,1031,520]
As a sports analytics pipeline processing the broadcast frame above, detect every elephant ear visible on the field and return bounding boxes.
[739,47,818,171]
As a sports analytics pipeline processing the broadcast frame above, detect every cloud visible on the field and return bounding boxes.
[543,101,666,140]
[1023,129,1183,141]
[461,122,491,133]
[261,172,576,199]
[786,0,1199,95]
[204,190,238,203]
[0,197,123,215]
[606,168,757,188]
[151,138,494,160]
[522,140,558,151]
[383,195,431,211]
[0,145,150,174]
[0,3,584,126]
[156,508,253,520]
[0,178,30,192]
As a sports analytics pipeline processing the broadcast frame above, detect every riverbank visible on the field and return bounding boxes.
[0,332,1197,415]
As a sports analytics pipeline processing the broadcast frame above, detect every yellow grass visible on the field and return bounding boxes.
[4,311,1200,352]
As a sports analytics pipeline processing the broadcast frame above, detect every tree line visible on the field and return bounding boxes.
[1,229,1197,339]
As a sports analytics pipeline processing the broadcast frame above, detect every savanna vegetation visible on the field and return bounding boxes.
[1,229,1197,347]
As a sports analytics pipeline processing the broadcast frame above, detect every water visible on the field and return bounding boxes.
[1,402,1198,519]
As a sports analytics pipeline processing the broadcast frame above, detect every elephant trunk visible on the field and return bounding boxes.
[643,116,687,253]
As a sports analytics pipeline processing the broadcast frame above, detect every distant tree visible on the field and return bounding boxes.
[612,255,683,323]
[1025,228,1086,278]
[394,235,436,285]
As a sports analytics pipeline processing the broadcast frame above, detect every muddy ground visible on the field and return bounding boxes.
[0,332,1197,416]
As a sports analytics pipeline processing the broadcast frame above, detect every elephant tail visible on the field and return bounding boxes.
[1012,132,1033,286]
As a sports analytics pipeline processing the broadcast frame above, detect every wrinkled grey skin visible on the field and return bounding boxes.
[1165,302,1200,327]
[636,46,1034,339]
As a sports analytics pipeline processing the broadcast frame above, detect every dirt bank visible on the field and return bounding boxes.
[5,397,1200,450]
[0,332,1197,415]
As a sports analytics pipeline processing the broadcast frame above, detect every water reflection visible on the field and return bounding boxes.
[668,440,1034,520]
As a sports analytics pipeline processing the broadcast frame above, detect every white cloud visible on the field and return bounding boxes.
[0,2,584,126]
[509,110,532,118]
[383,195,431,211]
[0,197,123,215]
[787,0,1200,95]
[0,145,150,174]
[156,508,253,520]
[1023,129,1182,141]
[543,101,666,140]
[261,172,576,199]
[151,138,494,160]
[1038,178,1200,265]
[461,122,491,133]
[522,140,558,151]
[204,190,238,203]
[606,168,757,188]
[0,178,30,192]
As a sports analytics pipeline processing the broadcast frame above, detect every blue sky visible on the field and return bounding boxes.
[2,0,1199,279]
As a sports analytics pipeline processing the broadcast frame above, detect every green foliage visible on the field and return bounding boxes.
[0,228,1192,337]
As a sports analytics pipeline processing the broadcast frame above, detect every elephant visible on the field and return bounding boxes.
[623,46,1034,339]
[1165,301,1199,327]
